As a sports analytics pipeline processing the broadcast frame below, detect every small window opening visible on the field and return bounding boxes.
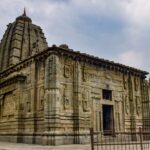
[102,89,112,100]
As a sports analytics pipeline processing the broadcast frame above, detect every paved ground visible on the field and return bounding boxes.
[0,141,150,150]
[0,142,91,150]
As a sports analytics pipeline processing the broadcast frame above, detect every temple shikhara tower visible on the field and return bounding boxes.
[0,11,150,145]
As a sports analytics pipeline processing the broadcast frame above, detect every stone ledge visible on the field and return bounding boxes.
[0,74,26,88]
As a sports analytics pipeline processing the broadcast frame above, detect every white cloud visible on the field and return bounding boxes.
[0,0,150,73]
[121,0,150,27]
[118,50,144,69]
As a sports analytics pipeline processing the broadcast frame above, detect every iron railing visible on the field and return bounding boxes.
[90,128,150,150]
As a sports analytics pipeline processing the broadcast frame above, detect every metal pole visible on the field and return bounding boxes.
[90,128,94,150]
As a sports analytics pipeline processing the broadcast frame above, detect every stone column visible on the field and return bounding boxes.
[14,77,26,143]
[128,74,137,140]
[73,60,82,144]
[142,79,150,131]
[44,54,61,145]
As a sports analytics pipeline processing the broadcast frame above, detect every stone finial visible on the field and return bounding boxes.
[23,8,26,16]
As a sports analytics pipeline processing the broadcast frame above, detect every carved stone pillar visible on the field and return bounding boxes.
[44,54,61,145]
[142,80,150,131]
[13,77,26,143]
[29,61,38,141]
[73,60,82,144]
[128,75,137,140]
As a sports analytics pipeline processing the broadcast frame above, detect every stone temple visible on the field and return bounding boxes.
[0,11,150,145]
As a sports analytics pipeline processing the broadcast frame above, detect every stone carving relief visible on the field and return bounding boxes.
[123,75,128,90]
[82,89,89,112]
[82,66,88,82]
[135,96,141,115]
[26,66,33,84]
[39,86,45,111]
[24,91,31,112]
[63,85,71,110]
[114,92,122,102]
[134,78,139,91]
[26,73,31,84]
[64,97,70,109]
[64,65,70,78]
[124,95,130,115]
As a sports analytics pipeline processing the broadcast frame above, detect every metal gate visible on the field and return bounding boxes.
[90,128,150,150]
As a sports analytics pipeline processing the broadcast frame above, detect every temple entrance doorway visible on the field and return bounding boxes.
[102,105,114,132]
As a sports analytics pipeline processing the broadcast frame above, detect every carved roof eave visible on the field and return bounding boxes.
[0,45,148,79]
[0,75,26,88]
[46,46,148,78]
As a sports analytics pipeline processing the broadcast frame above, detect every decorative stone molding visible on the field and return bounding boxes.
[0,74,26,88]
[0,46,148,80]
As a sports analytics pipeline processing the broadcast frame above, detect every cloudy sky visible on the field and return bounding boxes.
[0,0,150,73]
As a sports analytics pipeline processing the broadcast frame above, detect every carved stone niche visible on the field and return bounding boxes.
[64,65,70,78]
[115,92,122,102]
[64,97,70,109]
[123,75,128,90]
[134,78,139,91]
[82,90,89,112]
[82,65,88,82]
[26,66,33,84]
[135,96,141,115]
[2,93,15,117]
[63,85,70,110]
[23,91,31,112]
[39,86,45,111]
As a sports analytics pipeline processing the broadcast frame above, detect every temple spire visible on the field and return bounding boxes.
[23,8,26,16]
[16,8,32,22]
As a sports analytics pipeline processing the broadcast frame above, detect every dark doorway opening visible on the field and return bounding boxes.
[103,105,114,134]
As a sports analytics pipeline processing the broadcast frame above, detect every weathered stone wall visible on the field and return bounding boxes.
[56,54,144,141]
[0,50,147,145]
[0,59,45,143]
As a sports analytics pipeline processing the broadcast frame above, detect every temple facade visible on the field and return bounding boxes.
[0,12,150,145]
